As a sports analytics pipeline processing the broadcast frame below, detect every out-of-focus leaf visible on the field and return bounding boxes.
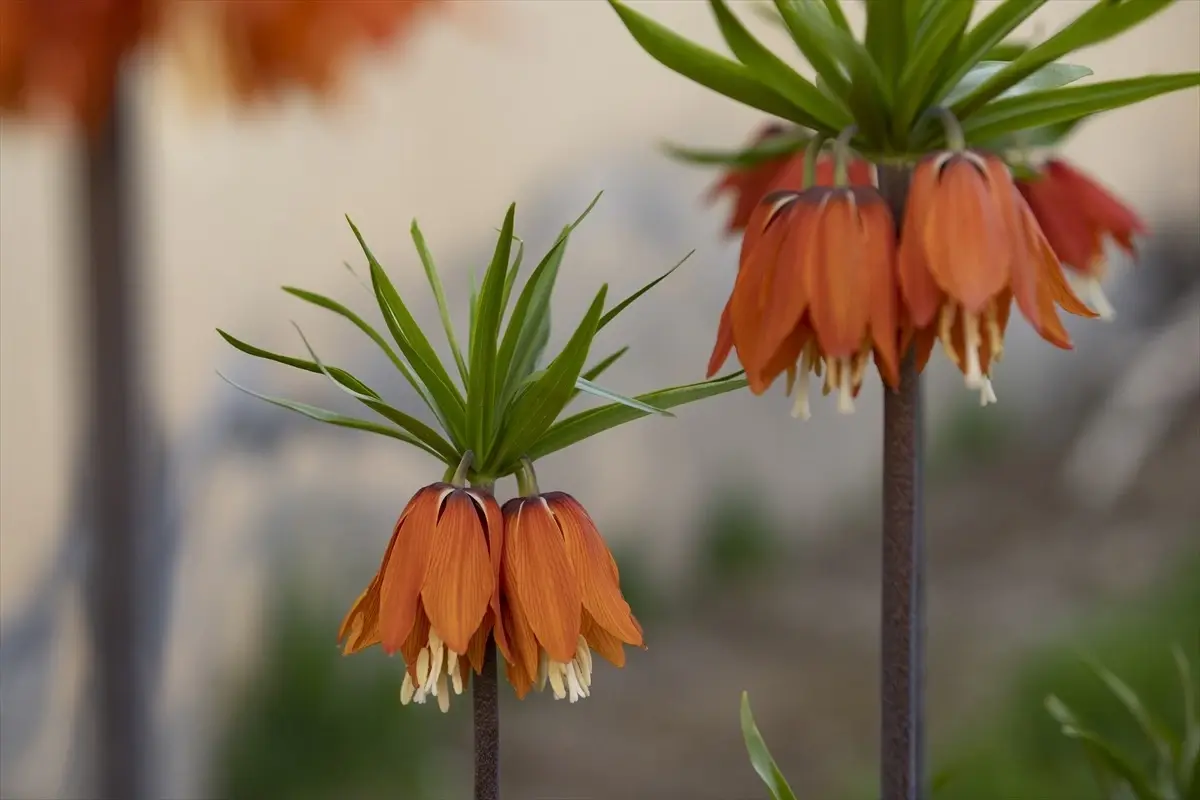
[895,0,973,135]
[1085,657,1180,764]
[489,287,607,473]
[771,0,851,97]
[608,0,824,127]
[863,0,907,91]
[528,372,747,461]
[662,133,809,168]
[962,73,1200,144]
[937,0,1049,106]
[953,0,1176,118]
[411,220,469,385]
[1173,645,1200,797]
[598,251,692,331]
[570,347,629,400]
[467,205,515,460]
[945,60,1092,106]
[740,692,798,800]
[573,378,672,417]
[1047,695,1166,800]
[708,0,852,132]
[216,373,444,460]
[353,217,468,445]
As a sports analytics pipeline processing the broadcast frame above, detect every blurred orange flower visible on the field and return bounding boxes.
[1016,159,1147,319]
[500,492,644,701]
[708,123,875,234]
[899,150,1096,402]
[338,482,507,713]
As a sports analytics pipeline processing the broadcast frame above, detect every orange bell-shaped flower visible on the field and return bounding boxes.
[898,150,1096,401]
[1016,158,1147,319]
[338,480,507,713]
[499,491,644,701]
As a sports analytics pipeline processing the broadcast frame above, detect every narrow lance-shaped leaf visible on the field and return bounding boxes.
[863,0,907,92]
[290,323,460,463]
[662,132,810,168]
[935,0,1049,108]
[468,204,516,460]
[411,219,469,386]
[219,328,380,398]
[489,286,607,474]
[351,217,469,445]
[528,372,747,461]
[770,0,851,97]
[500,234,525,323]
[894,0,973,136]
[570,346,629,400]
[1173,645,1200,796]
[943,61,1092,106]
[708,0,852,132]
[962,73,1200,145]
[216,372,445,461]
[607,0,824,127]
[740,692,798,800]
[280,286,444,430]
[599,251,693,331]
[1084,657,1180,766]
[953,0,1176,118]
[1046,695,1166,800]
[820,0,851,33]
[573,378,672,417]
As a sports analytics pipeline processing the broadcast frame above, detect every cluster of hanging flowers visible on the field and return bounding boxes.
[707,115,1145,417]
[0,0,439,130]
[338,456,644,712]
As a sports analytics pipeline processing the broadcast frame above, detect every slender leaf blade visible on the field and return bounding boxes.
[895,0,974,135]
[411,220,469,385]
[468,204,516,459]
[608,0,824,126]
[1047,695,1166,800]
[740,692,798,800]
[573,378,672,417]
[599,251,693,331]
[570,346,630,399]
[663,133,809,168]
[528,372,747,461]
[944,61,1092,106]
[864,0,907,90]
[218,328,379,398]
[937,0,1050,106]
[1085,658,1179,763]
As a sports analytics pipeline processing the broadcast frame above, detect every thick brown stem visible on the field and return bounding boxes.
[876,165,926,800]
[81,78,146,799]
[470,481,500,800]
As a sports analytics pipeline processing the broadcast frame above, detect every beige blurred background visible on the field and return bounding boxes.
[2,2,1198,799]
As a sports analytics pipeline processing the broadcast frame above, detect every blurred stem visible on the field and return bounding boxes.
[833,125,858,185]
[801,136,826,190]
[877,165,926,800]
[470,479,500,800]
[81,75,147,799]
[515,457,540,497]
[452,450,476,487]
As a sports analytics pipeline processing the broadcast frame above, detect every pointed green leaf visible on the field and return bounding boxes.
[489,286,608,473]
[945,60,1092,106]
[216,372,445,460]
[289,324,458,463]
[219,328,380,398]
[740,692,798,800]
[984,41,1031,62]
[573,378,672,417]
[350,217,468,445]
[708,0,851,132]
[864,0,907,89]
[527,372,747,461]
[501,234,525,323]
[936,0,1049,107]
[895,0,973,135]
[962,73,1200,144]
[770,0,851,97]
[1085,657,1179,764]
[954,0,1176,118]
[608,0,822,126]
[1047,695,1166,800]
[571,346,629,400]
[411,220,469,385]
[663,133,809,168]
[468,265,479,355]
[1174,645,1200,796]
[820,0,851,33]
[468,204,516,460]
[280,286,435,413]
[495,194,602,409]
[599,251,693,331]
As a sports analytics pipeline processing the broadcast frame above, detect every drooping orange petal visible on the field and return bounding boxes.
[924,156,1011,313]
[400,602,432,682]
[472,489,511,663]
[1009,201,1073,350]
[1047,159,1147,247]
[466,608,493,674]
[1018,174,1100,272]
[759,318,814,390]
[498,576,539,692]
[731,205,792,392]
[807,191,872,358]
[706,301,734,378]
[979,291,1013,373]
[898,160,943,328]
[757,198,816,364]
[863,201,901,389]
[420,489,494,655]
[379,484,448,654]
[338,524,401,654]
[502,498,581,664]
[582,610,628,668]
[546,493,643,647]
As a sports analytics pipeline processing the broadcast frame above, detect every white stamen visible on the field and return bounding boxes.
[416,649,430,686]
[979,376,998,407]
[1088,278,1115,321]
[400,672,415,705]
[436,672,450,712]
[790,371,812,419]
[536,652,549,691]
[963,312,984,389]
[837,358,855,414]
[566,663,583,703]
[548,662,566,700]
[542,636,595,702]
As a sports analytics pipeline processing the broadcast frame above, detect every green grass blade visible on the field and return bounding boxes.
[528,372,747,461]
[936,0,1049,108]
[501,234,525,322]
[740,692,798,800]
[410,220,469,386]
[662,131,809,168]
[570,346,629,400]
[1084,656,1180,765]
[1047,695,1167,800]
[219,328,380,398]
[216,372,444,460]
[1173,645,1200,797]
[598,250,693,331]
[573,378,672,417]
[467,204,516,460]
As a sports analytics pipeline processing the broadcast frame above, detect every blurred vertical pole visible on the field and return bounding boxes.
[80,71,147,800]
[877,165,925,800]
[471,481,500,800]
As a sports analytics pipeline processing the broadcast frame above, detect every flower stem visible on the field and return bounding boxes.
[515,457,540,497]
[876,165,927,800]
[833,125,858,185]
[451,450,476,487]
[801,135,826,190]
[934,107,966,152]
[471,478,500,800]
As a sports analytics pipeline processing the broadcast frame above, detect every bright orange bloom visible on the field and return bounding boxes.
[499,492,644,702]
[1016,159,1147,319]
[708,123,876,234]
[898,150,1096,402]
[0,0,160,130]
[338,482,507,713]
[709,185,901,418]
[177,0,436,104]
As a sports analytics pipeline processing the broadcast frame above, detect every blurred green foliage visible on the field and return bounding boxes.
[928,552,1200,800]
[211,581,447,800]
[695,487,782,588]
[929,395,1014,475]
